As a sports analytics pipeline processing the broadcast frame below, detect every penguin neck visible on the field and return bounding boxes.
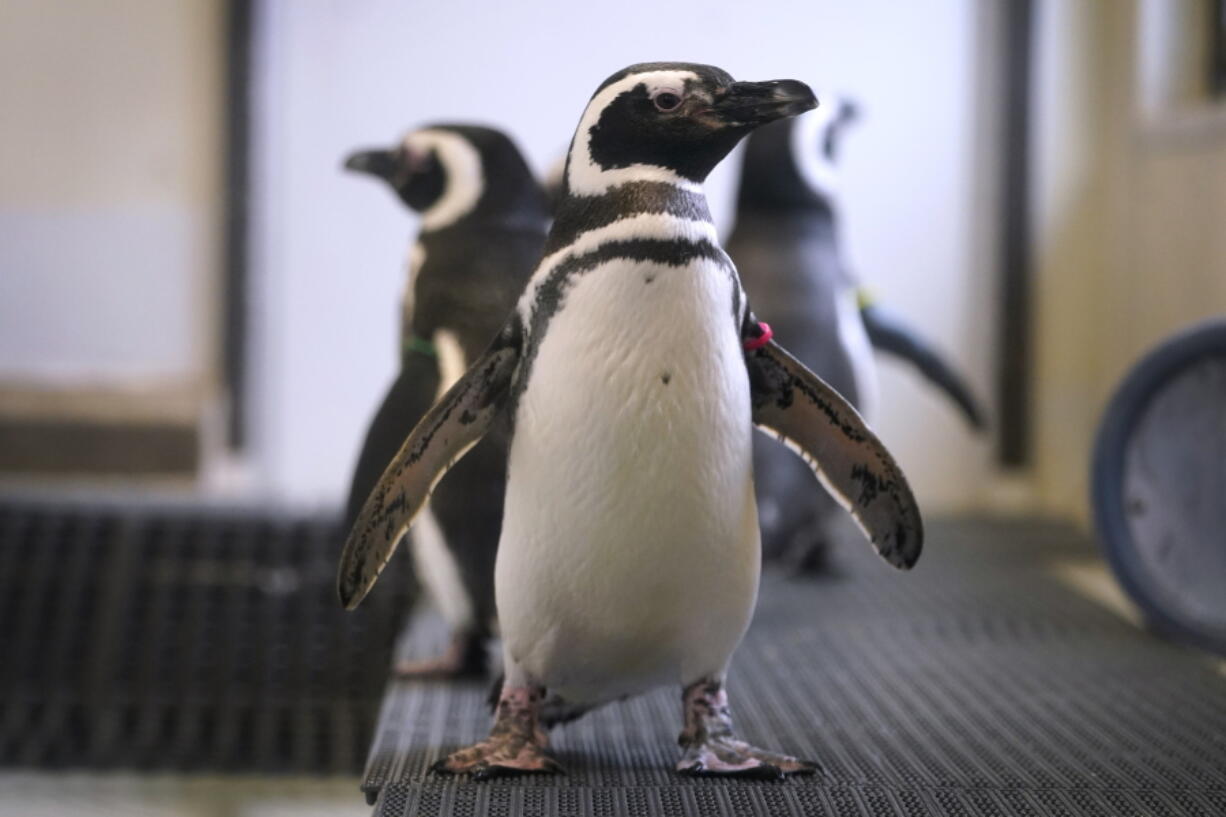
[734,173,836,218]
[546,180,713,254]
[733,198,839,240]
[472,172,552,231]
[419,185,549,237]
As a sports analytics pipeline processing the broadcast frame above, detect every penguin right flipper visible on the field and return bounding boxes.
[745,335,923,570]
[337,327,521,610]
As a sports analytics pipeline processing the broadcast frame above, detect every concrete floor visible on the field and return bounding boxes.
[0,773,369,817]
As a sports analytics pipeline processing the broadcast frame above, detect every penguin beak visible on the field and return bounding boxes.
[709,80,818,127]
[343,148,399,182]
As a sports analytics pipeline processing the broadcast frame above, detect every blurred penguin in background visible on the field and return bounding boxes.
[343,125,548,676]
[728,97,985,573]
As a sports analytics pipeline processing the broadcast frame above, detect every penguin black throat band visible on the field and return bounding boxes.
[545,182,711,254]
[509,233,740,413]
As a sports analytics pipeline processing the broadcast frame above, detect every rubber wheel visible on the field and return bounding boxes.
[1091,318,1226,655]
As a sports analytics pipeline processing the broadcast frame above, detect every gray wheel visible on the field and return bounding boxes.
[1091,318,1226,655]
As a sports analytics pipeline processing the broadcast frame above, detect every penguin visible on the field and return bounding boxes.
[342,124,548,678]
[338,63,923,779]
[728,97,984,572]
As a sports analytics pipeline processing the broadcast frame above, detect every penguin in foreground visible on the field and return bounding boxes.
[728,98,984,572]
[343,124,548,677]
[339,63,922,779]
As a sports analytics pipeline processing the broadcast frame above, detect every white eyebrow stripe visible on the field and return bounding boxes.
[404,129,484,231]
[790,102,839,199]
[566,70,703,197]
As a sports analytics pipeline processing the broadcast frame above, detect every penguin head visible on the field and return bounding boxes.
[736,94,860,213]
[345,125,545,230]
[345,133,446,212]
[564,62,817,198]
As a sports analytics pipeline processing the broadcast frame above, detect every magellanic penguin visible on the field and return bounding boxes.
[728,97,984,572]
[343,124,548,678]
[338,64,923,779]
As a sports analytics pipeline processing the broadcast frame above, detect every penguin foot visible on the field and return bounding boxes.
[676,737,817,779]
[783,539,833,576]
[432,740,563,780]
[779,519,840,576]
[431,685,564,779]
[395,631,487,680]
[676,677,818,779]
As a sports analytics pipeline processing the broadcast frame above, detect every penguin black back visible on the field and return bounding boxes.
[729,101,876,571]
[730,100,981,571]
[343,124,548,676]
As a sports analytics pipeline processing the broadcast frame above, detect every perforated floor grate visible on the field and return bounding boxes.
[363,519,1226,816]
[0,498,412,774]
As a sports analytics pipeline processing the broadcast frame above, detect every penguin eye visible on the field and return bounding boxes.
[403,146,431,173]
[652,90,684,112]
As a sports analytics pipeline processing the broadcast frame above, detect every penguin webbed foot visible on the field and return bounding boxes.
[676,678,818,779]
[432,685,565,779]
[676,737,817,779]
[394,631,488,680]
[432,742,563,780]
[779,514,861,578]
[778,526,835,577]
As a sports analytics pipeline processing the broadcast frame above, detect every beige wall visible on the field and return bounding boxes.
[1031,0,1226,522]
[0,0,223,388]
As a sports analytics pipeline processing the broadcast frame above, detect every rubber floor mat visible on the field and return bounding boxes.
[362,518,1226,816]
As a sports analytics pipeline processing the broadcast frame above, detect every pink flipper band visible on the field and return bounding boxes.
[743,321,773,351]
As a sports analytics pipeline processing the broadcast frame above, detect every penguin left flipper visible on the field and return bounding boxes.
[746,337,923,569]
[338,332,521,610]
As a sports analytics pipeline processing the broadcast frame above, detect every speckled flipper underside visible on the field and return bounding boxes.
[746,339,923,569]
[338,341,520,610]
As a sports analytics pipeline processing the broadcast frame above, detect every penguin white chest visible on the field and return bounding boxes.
[497,255,760,704]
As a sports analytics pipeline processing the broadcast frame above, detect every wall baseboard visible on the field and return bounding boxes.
[0,382,205,476]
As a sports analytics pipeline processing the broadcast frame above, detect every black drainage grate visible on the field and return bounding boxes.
[0,498,412,774]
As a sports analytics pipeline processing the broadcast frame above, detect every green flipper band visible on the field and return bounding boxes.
[404,335,438,358]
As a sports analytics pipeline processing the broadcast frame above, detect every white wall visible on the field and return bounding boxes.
[0,0,222,386]
[249,0,997,509]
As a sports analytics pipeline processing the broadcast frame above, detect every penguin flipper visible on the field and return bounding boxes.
[860,303,988,430]
[337,335,520,610]
[746,339,923,569]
